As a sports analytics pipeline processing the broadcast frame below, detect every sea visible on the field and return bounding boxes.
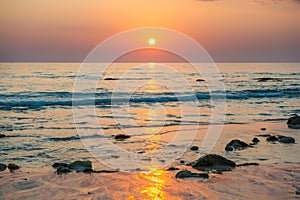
[0,62,299,171]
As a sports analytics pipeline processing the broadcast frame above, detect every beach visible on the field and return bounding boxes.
[0,121,299,199]
[0,62,299,199]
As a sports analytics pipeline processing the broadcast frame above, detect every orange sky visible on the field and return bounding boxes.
[0,0,299,62]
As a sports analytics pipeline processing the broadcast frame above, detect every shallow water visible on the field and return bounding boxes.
[0,63,299,170]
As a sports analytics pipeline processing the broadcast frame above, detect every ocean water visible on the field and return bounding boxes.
[0,62,299,170]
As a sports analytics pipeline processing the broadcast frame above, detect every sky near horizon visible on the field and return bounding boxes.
[0,0,299,62]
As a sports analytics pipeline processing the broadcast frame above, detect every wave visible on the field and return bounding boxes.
[0,88,299,110]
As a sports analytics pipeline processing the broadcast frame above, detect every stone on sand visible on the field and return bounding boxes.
[68,160,92,172]
[7,163,20,170]
[225,139,250,151]
[192,154,236,173]
[0,163,6,171]
[175,170,209,179]
[287,115,300,129]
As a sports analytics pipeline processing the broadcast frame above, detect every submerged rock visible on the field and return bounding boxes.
[287,115,300,129]
[278,136,295,144]
[56,166,72,175]
[0,134,6,138]
[114,134,131,140]
[266,135,278,142]
[52,162,69,169]
[190,146,199,151]
[192,154,236,173]
[0,163,6,171]
[252,137,260,144]
[7,163,20,170]
[225,139,250,151]
[68,160,92,172]
[175,170,209,179]
[256,77,282,82]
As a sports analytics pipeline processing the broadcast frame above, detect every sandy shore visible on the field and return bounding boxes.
[0,164,299,199]
[0,121,299,199]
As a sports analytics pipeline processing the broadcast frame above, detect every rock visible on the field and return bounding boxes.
[190,146,199,151]
[192,154,236,173]
[256,134,272,137]
[7,163,20,170]
[260,128,266,131]
[296,187,300,195]
[114,134,131,140]
[56,166,72,175]
[175,170,209,179]
[104,78,119,80]
[252,137,260,144]
[287,115,300,129]
[278,136,295,144]
[236,163,259,167]
[0,134,6,138]
[225,139,250,151]
[256,77,282,82]
[196,79,205,82]
[0,163,6,171]
[68,160,92,172]
[180,160,185,164]
[266,135,278,142]
[52,162,69,169]
[167,167,180,171]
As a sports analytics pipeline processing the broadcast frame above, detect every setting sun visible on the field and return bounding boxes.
[148,38,155,46]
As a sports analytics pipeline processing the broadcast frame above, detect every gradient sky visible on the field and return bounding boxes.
[0,0,300,62]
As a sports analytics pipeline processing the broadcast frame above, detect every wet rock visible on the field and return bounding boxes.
[7,163,20,170]
[252,137,260,144]
[266,135,278,142]
[260,128,266,131]
[175,170,209,179]
[114,134,131,140]
[68,160,92,172]
[52,162,69,169]
[256,134,272,137]
[167,167,180,171]
[256,77,282,82]
[225,139,250,151]
[192,154,236,173]
[0,163,6,171]
[190,146,199,151]
[104,78,119,80]
[287,114,300,129]
[56,166,72,175]
[196,79,205,82]
[0,134,6,138]
[236,163,259,167]
[278,136,295,144]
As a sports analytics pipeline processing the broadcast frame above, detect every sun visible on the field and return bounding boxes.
[148,38,156,46]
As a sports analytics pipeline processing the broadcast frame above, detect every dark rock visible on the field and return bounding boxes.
[56,166,72,175]
[190,146,199,151]
[266,136,278,142]
[175,170,209,179]
[236,163,259,167]
[7,163,20,170]
[256,134,272,137]
[252,137,260,144]
[192,154,236,173]
[104,78,119,80]
[114,134,131,140]
[296,187,300,195]
[287,115,300,129]
[52,162,69,169]
[256,77,282,82]
[0,163,6,171]
[68,160,92,172]
[0,134,6,138]
[180,160,185,164]
[278,136,295,144]
[83,168,94,173]
[167,167,180,171]
[196,79,205,82]
[260,128,266,131]
[225,139,249,151]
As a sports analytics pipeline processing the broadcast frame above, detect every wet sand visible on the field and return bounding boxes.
[0,121,299,199]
